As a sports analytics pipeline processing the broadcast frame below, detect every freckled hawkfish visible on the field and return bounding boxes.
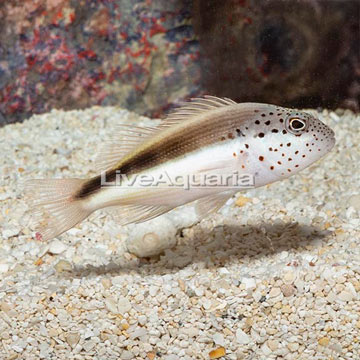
[25,96,335,241]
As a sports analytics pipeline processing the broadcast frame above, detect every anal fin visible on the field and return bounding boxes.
[107,204,173,225]
[195,190,236,219]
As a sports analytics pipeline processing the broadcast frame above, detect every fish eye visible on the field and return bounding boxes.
[286,117,307,134]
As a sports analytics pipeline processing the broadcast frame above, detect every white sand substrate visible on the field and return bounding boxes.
[0,106,359,359]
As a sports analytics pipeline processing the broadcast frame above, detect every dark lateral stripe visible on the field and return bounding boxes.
[75,174,102,198]
[74,106,257,199]
[74,130,207,199]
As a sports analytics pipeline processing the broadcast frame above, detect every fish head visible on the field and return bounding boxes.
[240,104,335,186]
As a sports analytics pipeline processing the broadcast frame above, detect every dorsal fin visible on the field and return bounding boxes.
[163,95,237,126]
[95,123,163,173]
[96,96,238,173]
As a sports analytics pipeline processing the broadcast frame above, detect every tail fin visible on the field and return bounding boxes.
[24,178,91,241]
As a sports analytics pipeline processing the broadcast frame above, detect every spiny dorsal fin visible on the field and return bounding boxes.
[164,95,237,125]
[95,123,163,173]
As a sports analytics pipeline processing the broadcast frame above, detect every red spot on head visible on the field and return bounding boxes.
[35,232,43,241]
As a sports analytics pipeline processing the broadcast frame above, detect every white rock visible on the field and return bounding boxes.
[164,355,178,360]
[348,194,360,211]
[252,291,262,302]
[2,227,20,239]
[67,228,81,236]
[201,298,211,310]
[0,192,11,201]
[0,263,9,273]
[213,332,225,346]
[327,291,337,302]
[288,342,299,352]
[66,332,80,348]
[149,286,158,297]
[118,297,131,314]
[183,327,199,337]
[281,284,296,297]
[268,287,281,298]
[194,287,204,296]
[111,276,124,286]
[219,267,230,275]
[129,327,147,339]
[267,339,279,351]
[236,328,251,344]
[54,259,72,272]
[338,291,354,302]
[126,206,199,257]
[126,218,177,257]
[83,329,94,339]
[12,345,24,353]
[283,271,296,284]
[345,282,357,297]
[48,239,68,254]
[138,315,147,325]
[39,325,48,337]
[121,350,134,360]
[261,342,272,356]
[105,297,118,314]
[241,277,256,289]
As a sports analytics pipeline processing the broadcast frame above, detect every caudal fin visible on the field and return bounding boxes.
[24,178,91,241]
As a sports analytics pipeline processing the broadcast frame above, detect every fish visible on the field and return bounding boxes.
[25,96,335,241]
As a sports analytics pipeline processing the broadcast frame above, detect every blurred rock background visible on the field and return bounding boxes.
[0,0,359,125]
